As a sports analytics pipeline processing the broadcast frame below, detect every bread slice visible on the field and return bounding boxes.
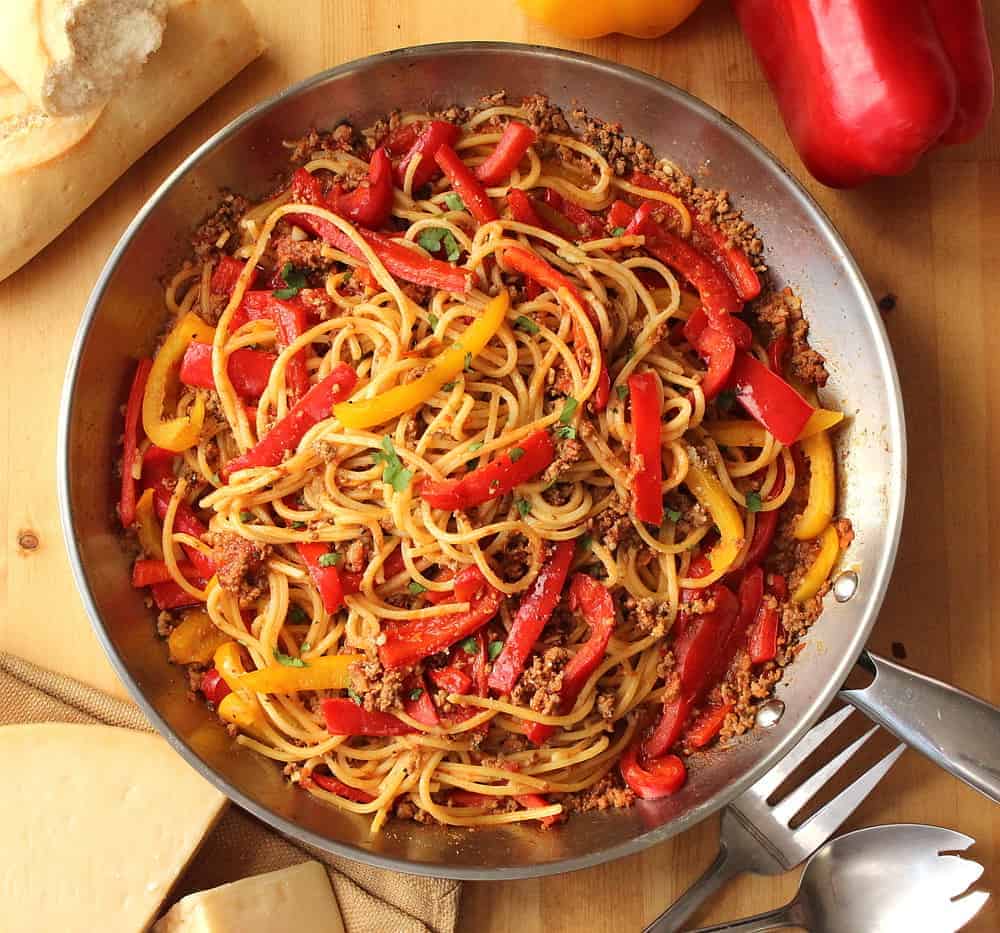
[0,0,168,115]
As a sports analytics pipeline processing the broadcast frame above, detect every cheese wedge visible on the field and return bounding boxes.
[0,723,226,933]
[153,862,345,933]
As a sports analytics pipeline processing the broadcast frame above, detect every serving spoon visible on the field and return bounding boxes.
[687,824,988,933]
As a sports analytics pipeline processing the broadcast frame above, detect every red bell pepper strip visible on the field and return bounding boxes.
[685,701,735,749]
[502,246,610,410]
[690,216,761,302]
[476,122,537,185]
[150,485,216,581]
[515,792,561,828]
[506,189,549,229]
[222,363,358,478]
[607,199,636,230]
[448,789,560,828]
[711,566,764,685]
[742,509,779,570]
[328,147,394,229]
[434,143,498,224]
[488,540,575,695]
[684,305,751,352]
[379,585,505,669]
[403,676,441,726]
[620,745,687,800]
[339,545,407,596]
[729,352,814,446]
[131,559,198,588]
[308,771,376,803]
[180,342,277,401]
[200,668,232,706]
[749,599,781,664]
[231,292,311,402]
[428,666,473,695]
[628,371,664,525]
[297,542,345,614]
[210,256,256,296]
[383,122,421,156]
[394,119,461,190]
[542,189,605,237]
[524,574,616,746]
[419,429,555,511]
[150,581,204,611]
[767,334,790,374]
[288,210,472,294]
[692,325,736,402]
[424,565,488,605]
[732,0,993,188]
[321,698,414,736]
[118,358,152,528]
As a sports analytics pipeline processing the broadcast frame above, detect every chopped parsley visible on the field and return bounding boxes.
[515,315,540,335]
[444,193,466,212]
[409,687,425,701]
[211,472,221,486]
[408,581,428,595]
[716,389,737,413]
[745,491,763,513]
[287,605,310,625]
[460,637,478,656]
[469,441,484,452]
[372,435,413,492]
[468,458,480,470]
[579,533,593,552]
[238,510,254,523]
[616,384,629,401]
[291,520,307,529]
[318,551,341,567]
[427,312,440,330]
[273,262,308,299]
[555,424,577,440]
[610,226,626,237]
[340,268,353,283]
[442,381,457,391]
[347,688,363,705]
[300,641,311,652]
[559,397,578,424]
[274,649,307,668]
[417,227,461,262]
[515,498,532,518]
[508,446,525,463]
[665,507,682,523]
[464,351,473,371]
[488,640,504,661]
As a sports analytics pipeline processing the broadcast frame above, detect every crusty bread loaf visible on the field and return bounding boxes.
[0,0,264,284]
[0,0,168,116]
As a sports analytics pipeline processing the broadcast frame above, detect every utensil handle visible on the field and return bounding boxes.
[841,650,1000,803]
[643,846,743,933]
[685,900,806,932]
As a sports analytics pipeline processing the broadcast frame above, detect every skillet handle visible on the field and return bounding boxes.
[840,650,1000,803]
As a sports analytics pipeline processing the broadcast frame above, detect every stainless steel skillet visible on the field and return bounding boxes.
[56,42,997,880]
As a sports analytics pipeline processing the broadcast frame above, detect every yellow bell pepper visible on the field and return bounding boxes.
[799,408,844,438]
[135,487,163,559]
[684,460,744,574]
[707,409,843,449]
[218,692,269,741]
[167,609,231,665]
[237,654,362,694]
[518,0,703,38]
[792,524,840,603]
[334,291,510,430]
[142,311,214,451]
[794,429,836,540]
[214,641,249,691]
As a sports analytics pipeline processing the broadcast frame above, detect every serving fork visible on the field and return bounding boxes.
[644,705,905,933]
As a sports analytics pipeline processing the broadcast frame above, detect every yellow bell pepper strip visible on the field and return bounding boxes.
[517,0,703,38]
[683,460,744,574]
[236,654,362,694]
[800,408,844,438]
[792,524,841,603]
[706,408,843,449]
[134,488,164,559]
[794,429,836,540]
[214,641,249,691]
[217,692,269,741]
[142,312,214,452]
[167,609,231,665]
[334,290,510,430]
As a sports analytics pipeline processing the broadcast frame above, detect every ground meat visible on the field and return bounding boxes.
[511,647,570,715]
[155,611,176,638]
[754,288,828,386]
[496,532,536,583]
[520,93,571,135]
[538,604,576,649]
[297,287,336,319]
[344,537,370,574]
[541,482,573,507]
[560,772,635,813]
[719,652,784,741]
[206,532,270,605]
[570,105,657,177]
[596,692,616,724]
[541,437,583,485]
[833,517,855,550]
[191,192,249,259]
[400,282,433,306]
[273,235,336,275]
[588,492,636,551]
[622,595,673,637]
[285,123,361,163]
[394,799,436,823]
[349,658,408,713]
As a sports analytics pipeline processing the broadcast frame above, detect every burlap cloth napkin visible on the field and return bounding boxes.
[0,652,460,933]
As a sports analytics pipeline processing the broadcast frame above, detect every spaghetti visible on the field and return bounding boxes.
[118,95,849,831]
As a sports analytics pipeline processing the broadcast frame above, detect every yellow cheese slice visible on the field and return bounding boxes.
[0,722,226,932]
[153,862,345,933]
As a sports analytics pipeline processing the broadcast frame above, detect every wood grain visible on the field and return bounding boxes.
[0,1,996,930]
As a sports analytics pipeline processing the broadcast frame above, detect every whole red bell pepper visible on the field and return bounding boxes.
[476,122,537,185]
[180,342,277,401]
[730,352,814,446]
[488,540,576,695]
[321,698,414,736]
[419,429,555,511]
[620,744,687,800]
[733,0,994,188]
[434,143,498,224]
[222,363,357,478]
[628,371,664,525]
[297,542,345,614]
[308,771,376,803]
[118,358,152,528]
[394,119,461,190]
[328,147,394,229]
[379,585,504,669]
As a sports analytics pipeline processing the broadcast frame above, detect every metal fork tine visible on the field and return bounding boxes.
[749,705,855,799]
[791,742,906,854]
[945,891,991,933]
[770,723,879,823]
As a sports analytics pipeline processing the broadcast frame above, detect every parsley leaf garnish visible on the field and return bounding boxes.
[515,499,531,518]
[508,447,525,463]
[469,441,484,452]
[579,534,593,552]
[347,688,363,705]
[273,262,308,299]
[238,510,253,523]
[318,551,341,567]
[409,687,424,701]
[616,384,629,401]
[300,641,311,652]
[444,193,465,212]
[274,649,307,668]
[665,507,682,523]
[460,637,479,655]
[288,605,309,625]
[408,581,428,595]
[442,381,456,391]
[488,640,504,661]
[291,520,307,529]
[555,424,577,440]
[341,268,353,283]
[417,227,461,262]
[515,315,539,335]
[372,436,413,492]
[428,312,440,330]
[559,397,578,424]
[610,226,626,236]
[745,491,763,513]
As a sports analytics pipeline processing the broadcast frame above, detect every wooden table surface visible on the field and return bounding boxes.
[2,2,997,930]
